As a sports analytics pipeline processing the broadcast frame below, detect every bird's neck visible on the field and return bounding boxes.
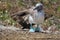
[37,10,44,14]
[37,10,43,12]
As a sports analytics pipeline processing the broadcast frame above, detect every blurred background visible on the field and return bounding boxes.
[0,0,60,30]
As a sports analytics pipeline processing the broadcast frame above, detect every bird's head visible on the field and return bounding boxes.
[33,3,43,11]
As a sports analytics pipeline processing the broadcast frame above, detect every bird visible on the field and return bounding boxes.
[28,15,35,32]
[28,3,45,32]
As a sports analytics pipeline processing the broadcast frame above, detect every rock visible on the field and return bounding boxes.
[45,25,58,33]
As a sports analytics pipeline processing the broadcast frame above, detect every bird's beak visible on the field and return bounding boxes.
[33,6,38,10]
[33,6,43,10]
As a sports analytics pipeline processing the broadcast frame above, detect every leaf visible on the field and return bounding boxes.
[41,0,49,4]
[18,0,25,6]
[57,6,60,12]
[57,25,60,29]
[50,0,57,2]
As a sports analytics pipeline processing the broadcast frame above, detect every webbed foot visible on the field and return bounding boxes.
[29,28,35,32]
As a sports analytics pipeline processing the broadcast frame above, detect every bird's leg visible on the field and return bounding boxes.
[29,23,35,32]
[30,24,33,29]
[35,24,45,32]
[35,24,40,32]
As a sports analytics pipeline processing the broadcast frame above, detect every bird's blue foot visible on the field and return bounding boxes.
[35,26,40,32]
[29,24,35,32]
[35,24,45,32]
[29,28,35,32]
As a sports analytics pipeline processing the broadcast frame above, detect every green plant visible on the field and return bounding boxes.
[57,6,60,12]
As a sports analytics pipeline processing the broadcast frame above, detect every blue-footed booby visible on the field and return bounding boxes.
[29,3,45,32]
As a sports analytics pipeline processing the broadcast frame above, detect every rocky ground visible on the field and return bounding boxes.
[0,25,60,40]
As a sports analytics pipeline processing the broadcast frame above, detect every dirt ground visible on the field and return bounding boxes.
[0,25,60,40]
